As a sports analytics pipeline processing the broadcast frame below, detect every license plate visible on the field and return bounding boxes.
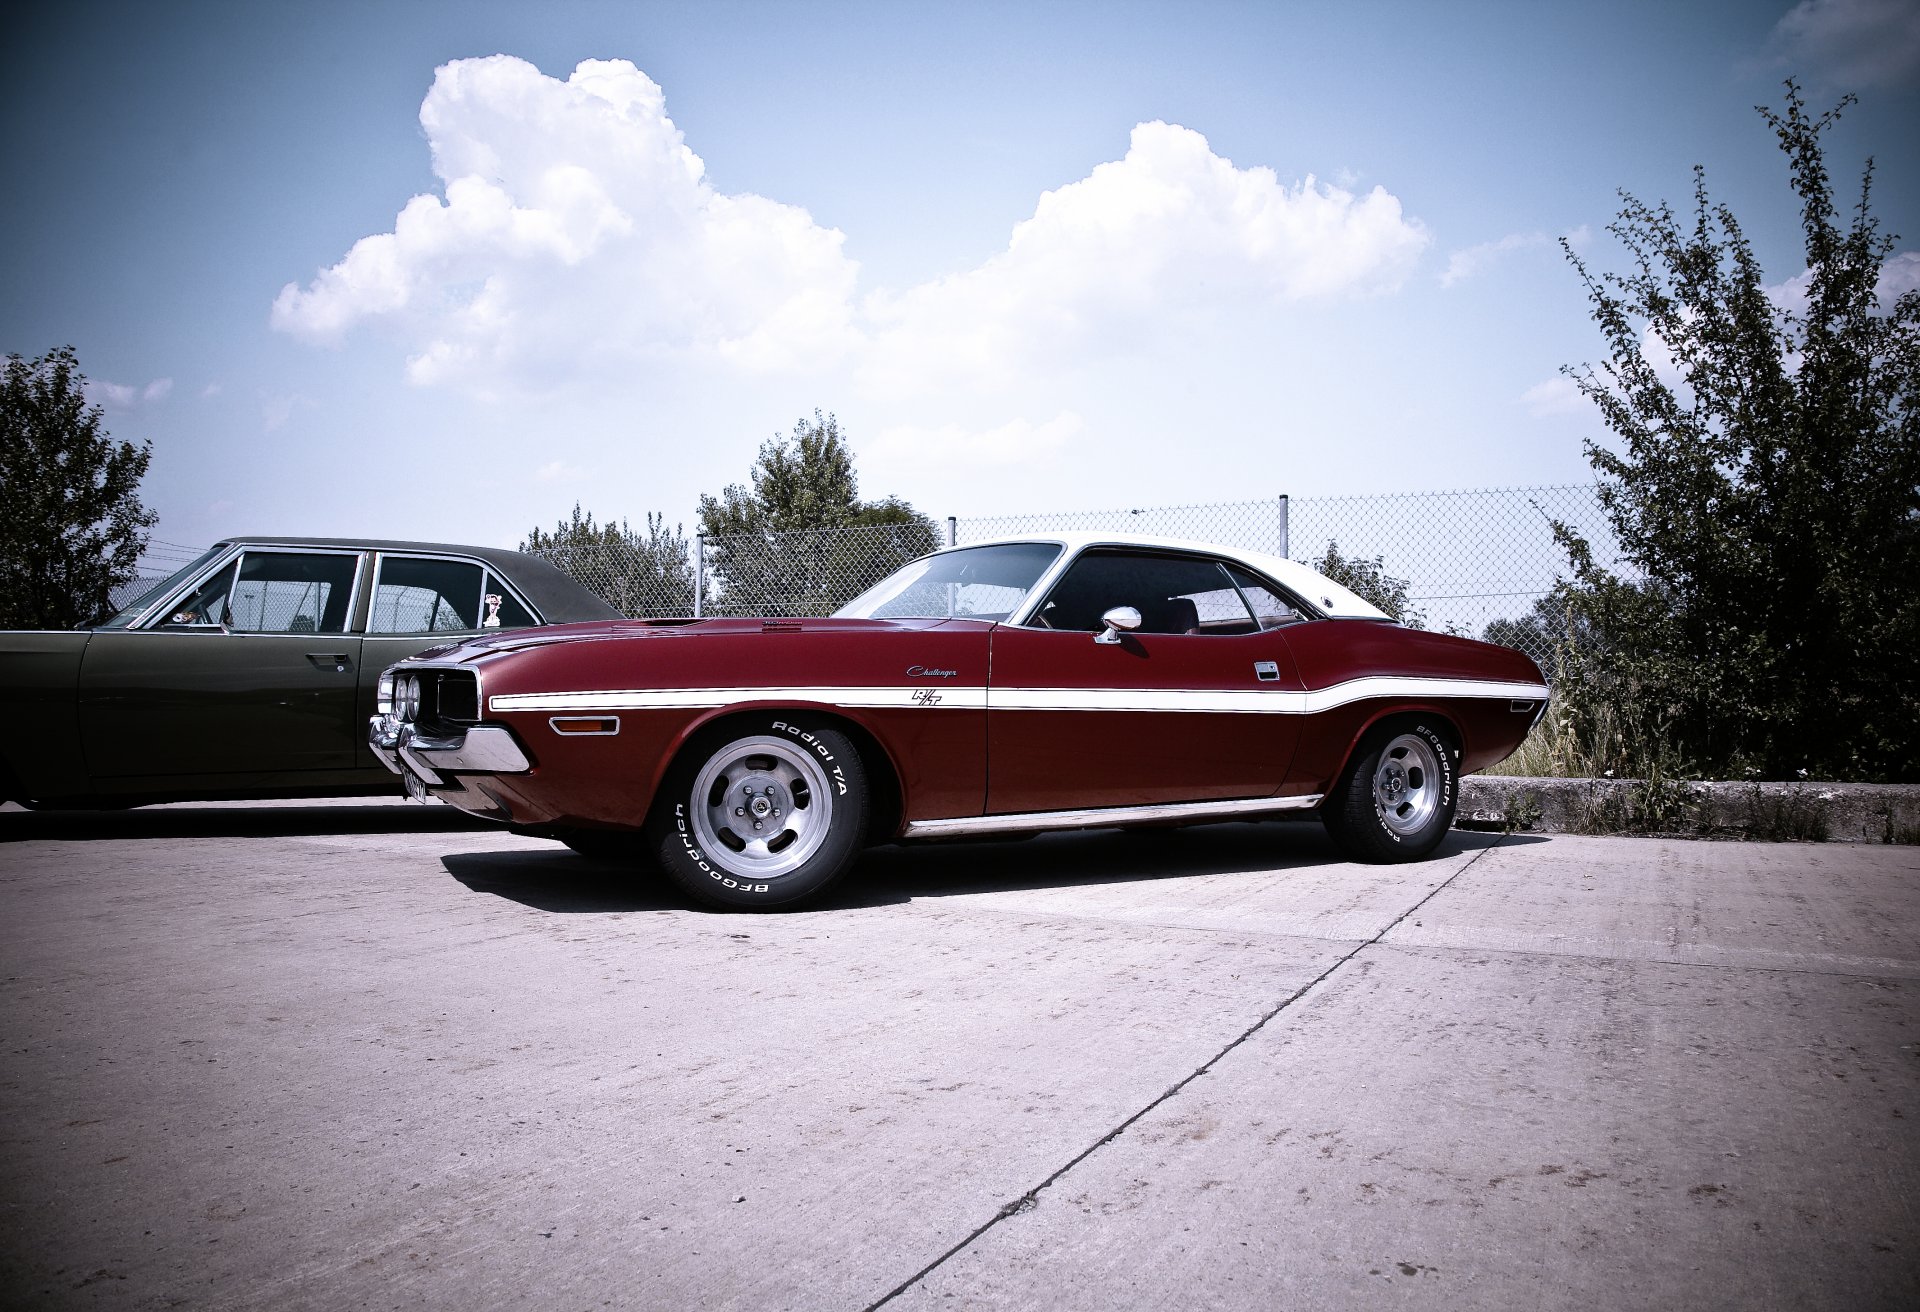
[402,770,431,803]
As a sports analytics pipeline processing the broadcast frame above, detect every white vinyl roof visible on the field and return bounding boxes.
[952,531,1392,621]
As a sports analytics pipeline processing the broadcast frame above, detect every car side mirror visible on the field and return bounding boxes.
[1094,605,1142,645]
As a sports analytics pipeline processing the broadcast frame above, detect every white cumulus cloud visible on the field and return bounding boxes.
[272,56,858,388]
[1768,250,1920,314]
[859,121,1428,396]
[1873,249,1920,301]
[272,60,1432,421]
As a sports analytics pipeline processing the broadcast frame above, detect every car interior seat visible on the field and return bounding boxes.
[1139,596,1200,635]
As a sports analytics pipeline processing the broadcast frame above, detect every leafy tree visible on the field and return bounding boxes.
[1554,82,1919,781]
[0,346,158,629]
[521,503,693,618]
[697,411,940,616]
[1311,540,1425,628]
[1482,593,1580,666]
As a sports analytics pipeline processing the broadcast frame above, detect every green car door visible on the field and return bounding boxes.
[78,548,368,782]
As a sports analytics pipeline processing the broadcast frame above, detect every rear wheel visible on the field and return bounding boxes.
[1324,722,1458,862]
[647,716,868,911]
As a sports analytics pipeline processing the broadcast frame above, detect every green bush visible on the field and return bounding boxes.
[1546,83,1919,783]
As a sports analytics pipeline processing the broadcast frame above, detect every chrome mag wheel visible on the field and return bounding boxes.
[688,734,835,881]
[1371,731,1442,837]
[1324,720,1458,863]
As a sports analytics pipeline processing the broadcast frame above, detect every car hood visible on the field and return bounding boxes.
[426,615,984,664]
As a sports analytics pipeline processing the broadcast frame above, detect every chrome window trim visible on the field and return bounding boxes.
[128,542,243,631]
[366,550,544,635]
[102,543,232,630]
[131,544,369,635]
[1006,541,1324,629]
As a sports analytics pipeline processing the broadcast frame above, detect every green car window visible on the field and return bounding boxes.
[162,551,358,632]
[370,557,537,633]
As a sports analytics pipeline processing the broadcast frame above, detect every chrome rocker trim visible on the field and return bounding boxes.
[901,793,1324,840]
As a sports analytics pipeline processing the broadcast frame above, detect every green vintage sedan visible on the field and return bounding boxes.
[0,537,617,809]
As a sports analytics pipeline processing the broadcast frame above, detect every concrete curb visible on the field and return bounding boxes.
[1458,775,1920,844]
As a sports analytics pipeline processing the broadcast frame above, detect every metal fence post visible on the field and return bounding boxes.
[1277,494,1290,559]
[947,516,957,549]
[693,534,705,618]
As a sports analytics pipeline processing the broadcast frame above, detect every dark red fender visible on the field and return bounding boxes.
[1278,620,1547,787]
[468,618,993,830]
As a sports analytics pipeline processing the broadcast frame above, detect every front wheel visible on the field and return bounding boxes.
[1324,722,1458,862]
[647,716,869,911]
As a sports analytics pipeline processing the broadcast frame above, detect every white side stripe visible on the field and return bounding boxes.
[491,686,991,713]
[990,677,1547,714]
[490,677,1548,716]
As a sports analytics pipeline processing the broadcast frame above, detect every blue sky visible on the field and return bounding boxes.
[4,0,1917,563]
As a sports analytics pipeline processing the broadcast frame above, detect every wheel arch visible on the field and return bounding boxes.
[650,703,906,840]
[1329,705,1464,792]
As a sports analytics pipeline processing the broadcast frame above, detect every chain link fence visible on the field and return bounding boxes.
[1296,484,1623,645]
[955,485,1620,659]
[693,520,942,619]
[124,486,1621,669]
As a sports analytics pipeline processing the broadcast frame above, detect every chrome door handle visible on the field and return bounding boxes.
[307,652,353,672]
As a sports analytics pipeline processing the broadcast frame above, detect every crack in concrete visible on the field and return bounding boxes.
[861,837,1507,1310]
[1372,936,1920,982]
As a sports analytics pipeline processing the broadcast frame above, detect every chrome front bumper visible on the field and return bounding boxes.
[369,716,532,788]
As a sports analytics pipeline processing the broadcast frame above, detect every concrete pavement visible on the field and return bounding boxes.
[1,805,1914,1309]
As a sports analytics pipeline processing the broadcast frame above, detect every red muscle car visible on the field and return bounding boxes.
[370,534,1548,910]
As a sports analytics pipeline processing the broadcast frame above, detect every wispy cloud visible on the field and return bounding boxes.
[1441,227,1589,289]
[1767,0,1920,91]
[261,391,314,431]
[1519,376,1587,417]
[86,377,173,410]
[865,412,1085,484]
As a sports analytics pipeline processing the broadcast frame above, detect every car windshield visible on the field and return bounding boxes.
[96,545,230,629]
[833,542,1063,621]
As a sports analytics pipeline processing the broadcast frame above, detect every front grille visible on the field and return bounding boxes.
[394,668,480,732]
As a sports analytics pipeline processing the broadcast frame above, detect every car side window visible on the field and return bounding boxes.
[162,561,239,629]
[369,556,538,634]
[160,551,358,633]
[483,571,537,629]
[1030,551,1257,635]
[1226,565,1305,629]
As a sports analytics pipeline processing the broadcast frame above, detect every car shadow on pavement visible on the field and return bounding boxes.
[0,800,495,842]
[441,849,687,912]
[835,821,1522,907]
[435,824,1541,914]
